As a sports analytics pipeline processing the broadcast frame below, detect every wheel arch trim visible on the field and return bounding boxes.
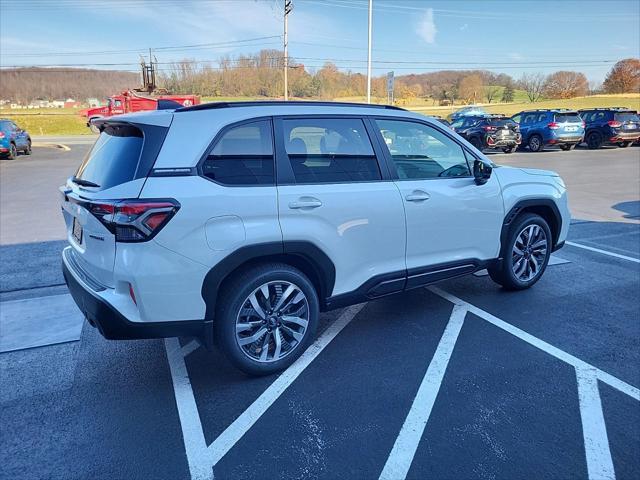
[499,199,562,258]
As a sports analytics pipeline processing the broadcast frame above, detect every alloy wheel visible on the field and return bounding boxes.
[512,224,548,282]
[235,280,309,363]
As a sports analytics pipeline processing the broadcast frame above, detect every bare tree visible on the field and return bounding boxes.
[458,74,484,104]
[519,73,546,102]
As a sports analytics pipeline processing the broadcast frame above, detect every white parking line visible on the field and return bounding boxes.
[166,303,365,479]
[165,337,213,480]
[566,241,640,264]
[576,367,615,480]
[379,305,467,480]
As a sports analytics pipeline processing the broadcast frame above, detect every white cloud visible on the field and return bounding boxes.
[459,23,468,31]
[416,8,437,44]
[508,52,523,61]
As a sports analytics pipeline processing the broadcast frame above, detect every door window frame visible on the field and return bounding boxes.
[368,116,481,181]
[273,114,394,186]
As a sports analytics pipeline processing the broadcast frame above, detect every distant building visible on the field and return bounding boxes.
[64,98,80,108]
[86,98,102,107]
[51,100,65,108]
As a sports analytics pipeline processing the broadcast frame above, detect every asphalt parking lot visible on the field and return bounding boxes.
[1,141,639,480]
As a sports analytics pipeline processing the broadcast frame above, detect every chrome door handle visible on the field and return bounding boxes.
[289,198,323,209]
[405,191,430,202]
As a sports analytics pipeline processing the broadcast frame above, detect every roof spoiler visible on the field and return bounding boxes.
[157,99,185,110]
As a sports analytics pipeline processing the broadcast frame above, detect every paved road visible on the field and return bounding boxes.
[1,142,638,479]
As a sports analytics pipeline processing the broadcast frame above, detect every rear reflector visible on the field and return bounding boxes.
[87,199,180,242]
[128,283,137,305]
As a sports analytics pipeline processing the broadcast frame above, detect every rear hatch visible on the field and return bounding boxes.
[484,118,519,141]
[613,112,640,135]
[60,122,166,287]
[552,113,584,137]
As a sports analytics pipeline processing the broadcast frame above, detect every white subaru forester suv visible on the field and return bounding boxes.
[61,101,569,375]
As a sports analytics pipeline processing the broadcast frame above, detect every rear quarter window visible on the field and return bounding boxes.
[75,124,143,190]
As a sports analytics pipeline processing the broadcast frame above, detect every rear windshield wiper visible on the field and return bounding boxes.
[72,176,100,188]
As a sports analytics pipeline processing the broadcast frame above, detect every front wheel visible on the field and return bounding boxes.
[215,263,319,376]
[488,213,552,290]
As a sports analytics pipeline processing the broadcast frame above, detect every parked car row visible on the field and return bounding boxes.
[0,119,32,159]
[448,107,640,153]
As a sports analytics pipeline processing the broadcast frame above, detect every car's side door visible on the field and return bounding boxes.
[275,116,407,300]
[371,118,504,283]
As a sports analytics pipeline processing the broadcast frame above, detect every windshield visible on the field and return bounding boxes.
[554,114,582,123]
[614,112,639,122]
[75,124,143,190]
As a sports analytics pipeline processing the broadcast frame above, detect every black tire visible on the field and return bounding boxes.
[24,140,32,155]
[470,137,484,151]
[488,213,552,291]
[528,134,544,152]
[502,146,515,154]
[7,143,17,160]
[560,144,575,151]
[586,131,602,150]
[214,262,319,376]
[618,141,632,148]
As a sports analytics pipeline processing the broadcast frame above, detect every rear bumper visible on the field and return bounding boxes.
[547,135,583,145]
[62,248,210,343]
[607,132,640,143]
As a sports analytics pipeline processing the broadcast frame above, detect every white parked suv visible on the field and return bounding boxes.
[61,101,570,375]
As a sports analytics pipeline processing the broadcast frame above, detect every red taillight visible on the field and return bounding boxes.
[547,122,559,130]
[483,125,496,132]
[581,122,586,128]
[607,120,622,128]
[87,199,179,242]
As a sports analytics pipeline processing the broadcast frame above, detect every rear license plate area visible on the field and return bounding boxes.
[72,217,83,244]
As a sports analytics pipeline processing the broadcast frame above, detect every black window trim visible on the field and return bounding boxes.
[369,115,479,181]
[273,114,392,186]
[196,116,277,188]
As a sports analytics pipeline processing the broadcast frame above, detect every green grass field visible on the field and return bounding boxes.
[1,94,638,135]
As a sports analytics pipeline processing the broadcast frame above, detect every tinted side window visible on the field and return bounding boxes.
[282,118,380,184]
[202,120,274,185]
[375,119,471,180]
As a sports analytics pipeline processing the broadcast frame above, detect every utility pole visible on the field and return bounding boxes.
[366,0,372,103]
[284,0,293,101]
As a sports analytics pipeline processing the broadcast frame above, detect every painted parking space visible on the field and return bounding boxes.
[163,237,639,479]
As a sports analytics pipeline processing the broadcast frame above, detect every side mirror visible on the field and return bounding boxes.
[473,159,492,185]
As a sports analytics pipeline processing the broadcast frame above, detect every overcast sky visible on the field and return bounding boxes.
[1,0,639,82]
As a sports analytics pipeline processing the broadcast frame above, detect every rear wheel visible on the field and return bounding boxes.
[528,134,543,152]
[586,131,602,149]
[7,143,17,160]
[488,213,552,290]
[560,144,574,151]
[618,141,632,148]
[215,263,319,376]
[502,146,515,154]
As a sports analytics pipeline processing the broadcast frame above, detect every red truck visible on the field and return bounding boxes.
[81,90,199,133]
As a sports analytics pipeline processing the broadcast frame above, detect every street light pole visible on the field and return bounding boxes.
[284,0,292,101]
[366,0,372,103]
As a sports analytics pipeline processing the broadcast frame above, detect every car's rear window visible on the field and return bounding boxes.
[614,112,640,122]
[554,114,582,123]
[75,125,143,190]
[484,118,514,126]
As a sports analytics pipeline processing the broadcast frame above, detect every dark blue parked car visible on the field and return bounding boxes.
[578,108,640,149]
[511,109,584,152]
[0,119,32,159]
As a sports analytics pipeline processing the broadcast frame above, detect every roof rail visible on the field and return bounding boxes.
[577,106,632,111]
[175,100,407,113]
